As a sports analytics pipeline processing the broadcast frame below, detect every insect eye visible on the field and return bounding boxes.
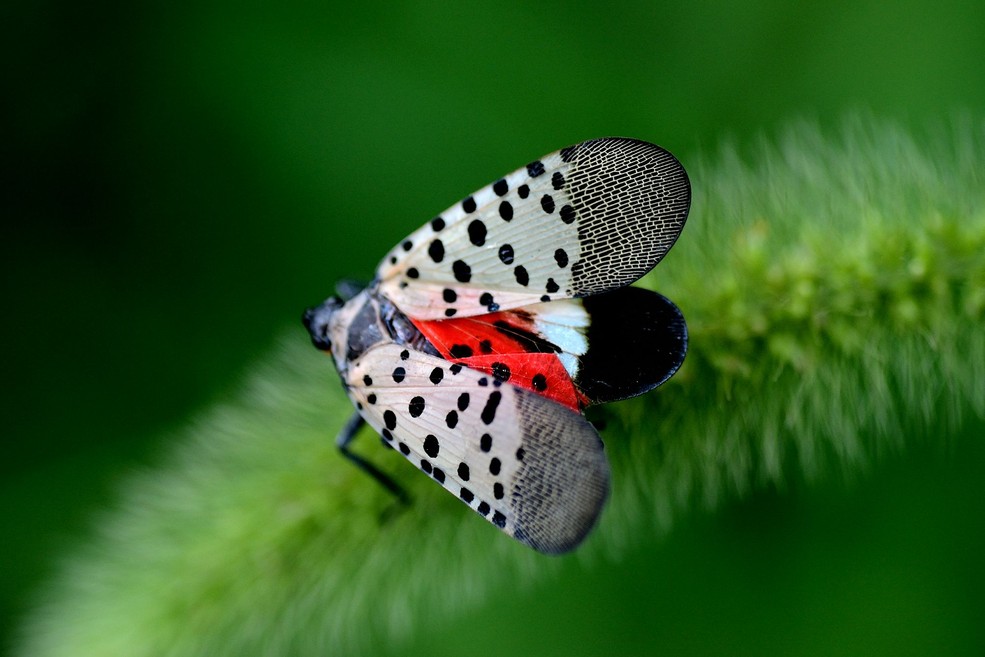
[319,327,333,352]
[306,328,332,352]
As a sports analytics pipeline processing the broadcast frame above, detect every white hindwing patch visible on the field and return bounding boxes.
[377,137,690,320]
[345,343,610,554]
[524,298,591,379]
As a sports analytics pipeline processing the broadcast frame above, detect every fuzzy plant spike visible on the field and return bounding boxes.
[16,116,985,656]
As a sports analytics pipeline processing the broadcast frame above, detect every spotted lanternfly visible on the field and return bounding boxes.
[303,138,690,554]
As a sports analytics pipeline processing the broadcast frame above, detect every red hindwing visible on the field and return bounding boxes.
[411,311,585,411]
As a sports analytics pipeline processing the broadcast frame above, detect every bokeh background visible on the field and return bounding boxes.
[4,0,985,654]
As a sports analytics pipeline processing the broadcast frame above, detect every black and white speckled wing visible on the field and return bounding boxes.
[344,343,610,554]
[377,138,690,320]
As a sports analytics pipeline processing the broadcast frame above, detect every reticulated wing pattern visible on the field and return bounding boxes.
[343,343,609,554]
[376,138,691,320]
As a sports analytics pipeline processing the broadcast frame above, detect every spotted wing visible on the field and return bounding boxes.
[409,287,688,410]
[344,343,610,554]
[377,138,690,320]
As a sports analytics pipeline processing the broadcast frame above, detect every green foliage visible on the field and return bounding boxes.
[15,118,985,656]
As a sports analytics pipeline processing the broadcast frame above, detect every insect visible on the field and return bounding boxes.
[303,138,690,554]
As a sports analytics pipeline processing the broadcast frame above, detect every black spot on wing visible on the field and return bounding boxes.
[499,201,513,221]
[491,362,511,382]
[452,260,471,283]
[468,220,487,246]
[480,391,502,425]
[428,239,445,263]
[554,248,568,268]
[499,244,514,265]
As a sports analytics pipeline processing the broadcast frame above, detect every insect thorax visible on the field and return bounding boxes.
[330,287,439,372]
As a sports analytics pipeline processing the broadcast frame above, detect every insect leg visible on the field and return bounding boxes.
[335,411,411,504]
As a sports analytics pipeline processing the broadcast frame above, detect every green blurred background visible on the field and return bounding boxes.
[4,0,985,654]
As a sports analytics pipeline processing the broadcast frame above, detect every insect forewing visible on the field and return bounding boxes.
[344,343,610,554]
[377,138,690,320]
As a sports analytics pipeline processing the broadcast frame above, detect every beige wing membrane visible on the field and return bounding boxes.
[377,138,690,320]
[344,343,610,554]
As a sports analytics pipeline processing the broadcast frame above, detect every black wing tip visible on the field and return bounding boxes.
[576,287,688,405]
